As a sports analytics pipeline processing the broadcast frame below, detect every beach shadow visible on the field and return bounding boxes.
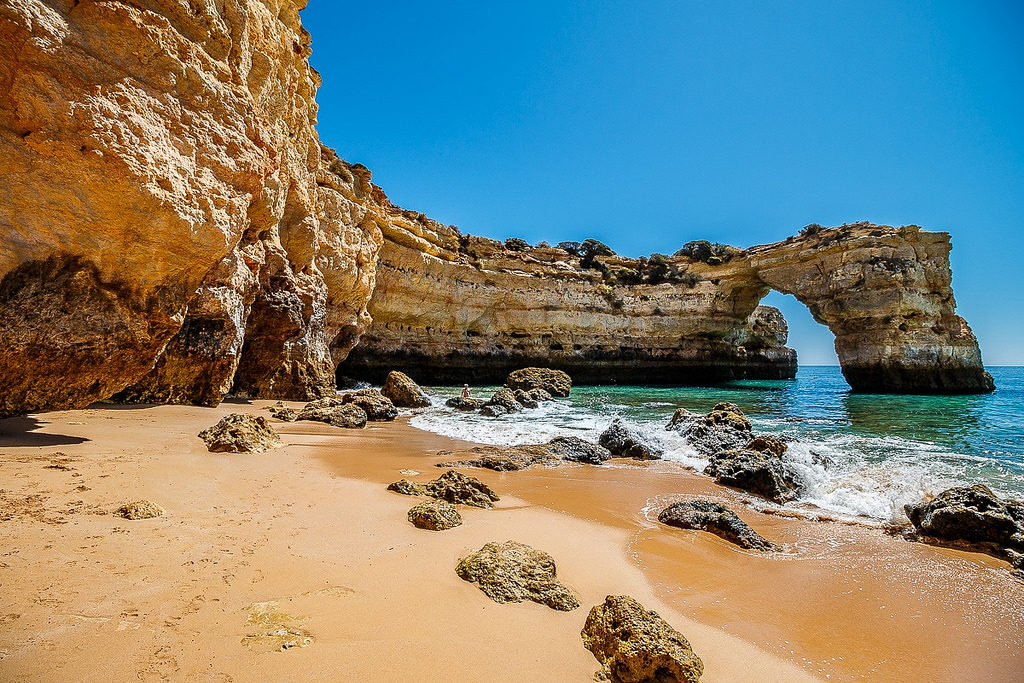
[0,416,90,447]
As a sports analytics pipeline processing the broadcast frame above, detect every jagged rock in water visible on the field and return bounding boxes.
[528,388,554,402]
[456,541,579,611]
[905,485,1024,563]
[513,389,539,409]
[297,398,367,428]
[425,470,501,509]
[342,389,398,421]
[745,435,788,458]
[669,404,752,457]
[705,402,752,431]
[484,387,523,415]
[658,500,776,551]
[704,449,799,503]
[407,500,462,531]
[599,419,663,460]
[198,414,282,453]
[381,371,431,408]
[505,368,572,397]
[581,595,704,683]
[667,408,695,427]
[446,396,483,411]
[387,479,428,497]
[438,445,557,472]
[546,436,612,464]
[114,500,165,520]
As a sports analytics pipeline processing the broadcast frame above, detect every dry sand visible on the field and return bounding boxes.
[0,401,1021,682]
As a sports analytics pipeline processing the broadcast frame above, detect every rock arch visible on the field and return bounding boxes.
[747,223,993,393]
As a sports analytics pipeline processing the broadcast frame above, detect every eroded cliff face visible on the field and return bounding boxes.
[748,224,993,393]
[0,0,383,413]
[0,3,993,415]
[341,221,797,385]
[343,222,991,394]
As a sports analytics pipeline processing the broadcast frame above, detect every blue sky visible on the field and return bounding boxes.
[302,1,1023,365]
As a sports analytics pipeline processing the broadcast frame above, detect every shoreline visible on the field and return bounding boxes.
[0,401,1020,681]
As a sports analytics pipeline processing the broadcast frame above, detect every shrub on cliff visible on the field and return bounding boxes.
[673,240,738,265]
[799,223,825,237]
[557,239,616,269]
[504,237,530,251]
[646,253,671,284]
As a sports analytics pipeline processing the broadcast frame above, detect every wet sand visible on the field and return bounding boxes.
[0,401,1021,681]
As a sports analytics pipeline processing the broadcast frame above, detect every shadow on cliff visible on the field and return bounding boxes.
[0,416,90,447]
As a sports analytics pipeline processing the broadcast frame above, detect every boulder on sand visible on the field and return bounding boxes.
[388,470,501,509]
[704,448,798,503]
[387,479,428,497]
[114,500,165,520]
[297,398,367,428]
[407,499,462,530]
[658,499,776,551]
[581,595,704,683]
[505,367,572,397]
[599,419,662,460]
[436,437,610,470]
[456,540,579,611]
[425,470,501,508]
[545,436,611,464]
[269,406,298,422]
[437,444,557,471]
[381,371,431,408]
[198,413,282,453]
[904,485,1024,562]
[342,388,398,421]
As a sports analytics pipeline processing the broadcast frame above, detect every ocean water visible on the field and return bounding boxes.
[408,366,1024,524]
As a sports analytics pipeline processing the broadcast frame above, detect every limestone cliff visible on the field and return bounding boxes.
[341,220,795,385]
[0,0,383,412]
[0,2,993,416]
[748,224,993,393]
[342,222,992,394]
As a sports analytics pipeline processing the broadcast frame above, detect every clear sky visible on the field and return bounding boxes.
[302,1,1023,366]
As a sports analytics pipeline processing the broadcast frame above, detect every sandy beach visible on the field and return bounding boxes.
[1,401,1021,682]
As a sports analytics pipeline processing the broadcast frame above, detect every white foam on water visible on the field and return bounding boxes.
[409,388,1022,524]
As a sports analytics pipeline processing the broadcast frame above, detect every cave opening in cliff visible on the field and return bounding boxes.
[759,290,840,370]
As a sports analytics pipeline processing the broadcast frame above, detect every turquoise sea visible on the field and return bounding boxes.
[409,366,1024,523]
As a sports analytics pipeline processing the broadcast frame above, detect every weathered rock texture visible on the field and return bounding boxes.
[342,223,992,394]
[905,485,1024,570]
[387,470,500,509]
[0,0,392,414]
[456,541,580,611]
[407,499,461,531]
[198,413,281,453]
[114,500,165,520]
[0,2,992,414]
[581,595,704,683]
[658,500,776,551]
